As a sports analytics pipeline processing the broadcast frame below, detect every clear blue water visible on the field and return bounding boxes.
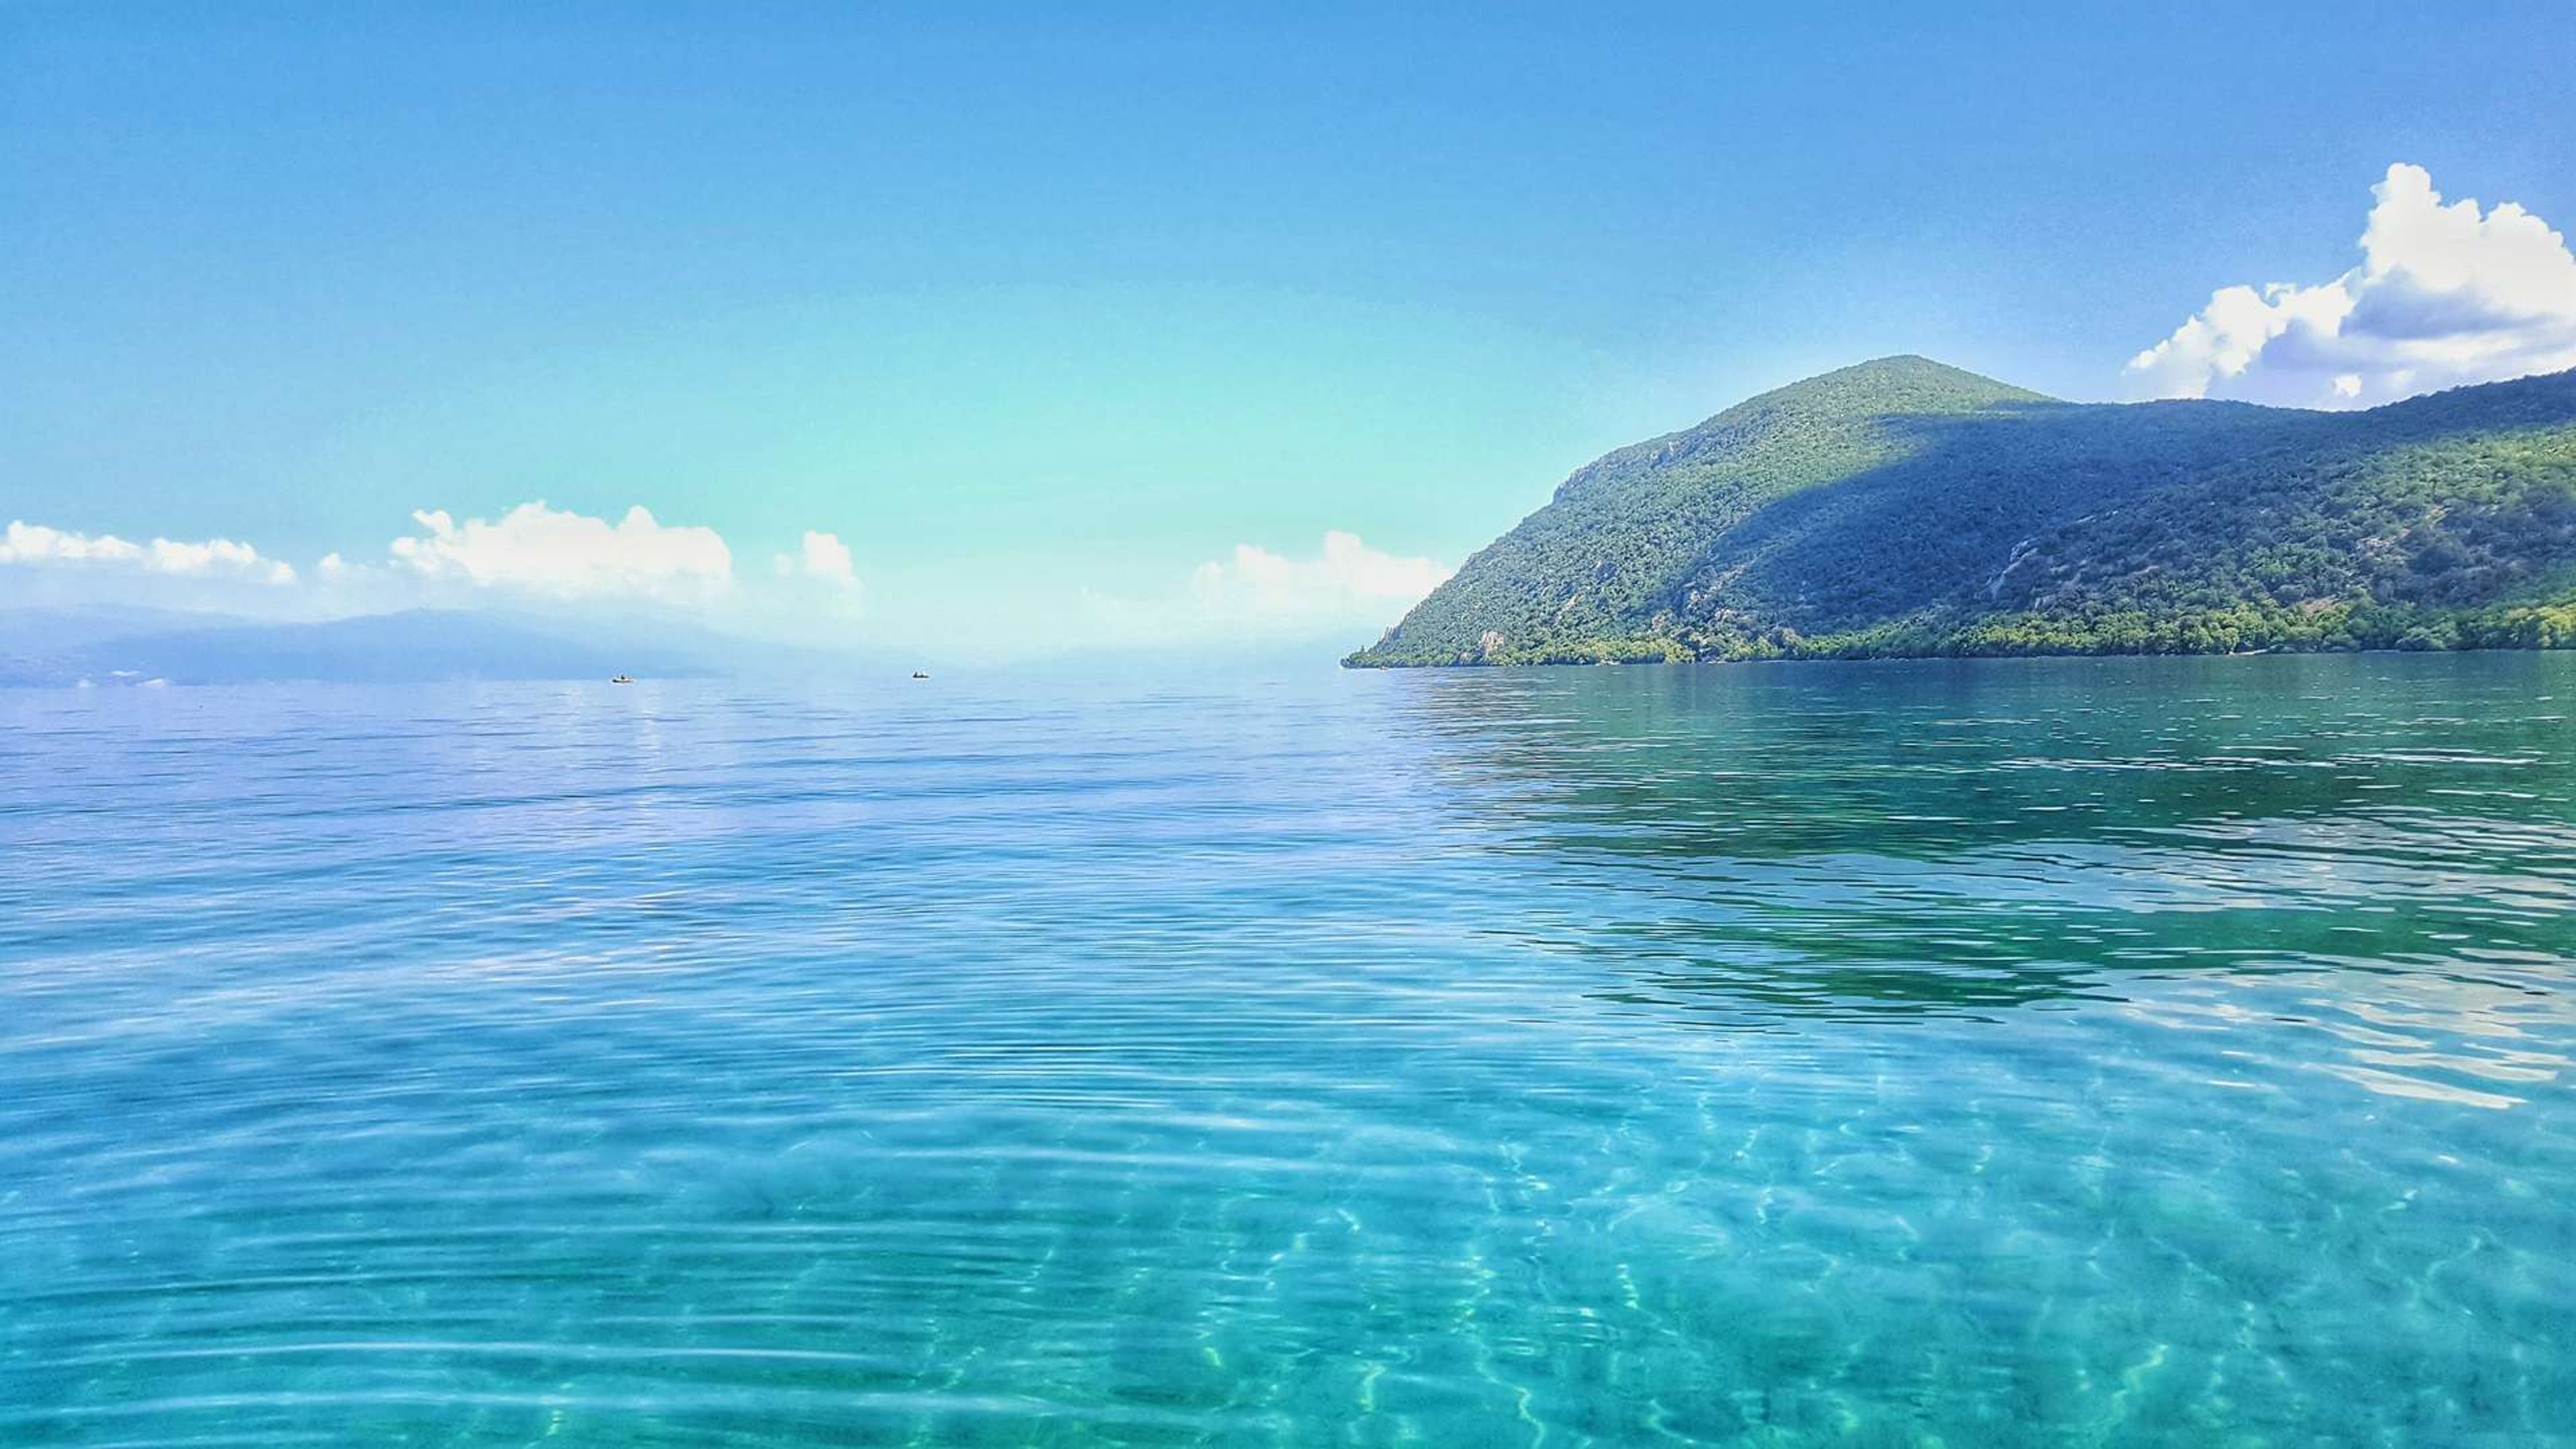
[3,653,2573,1445]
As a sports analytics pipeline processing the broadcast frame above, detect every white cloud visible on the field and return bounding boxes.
[1189,531,1452,625]
[772,529,857,586]
[387,502,733,599]
[1018,530,1452,659]
[0,521,142,566]
[1,520,294,583]
[2127,163,2576,408]
[3,506,877,643]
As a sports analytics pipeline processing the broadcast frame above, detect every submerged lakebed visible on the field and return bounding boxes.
[2,653,2572,1444]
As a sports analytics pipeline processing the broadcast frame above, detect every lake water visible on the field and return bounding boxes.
[3,653,2572,1445]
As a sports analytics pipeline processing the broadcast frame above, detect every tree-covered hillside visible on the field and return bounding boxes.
[1346,357,2576,666]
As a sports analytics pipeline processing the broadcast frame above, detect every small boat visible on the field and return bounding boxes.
[910,670,930,680]
[610,674,635,684]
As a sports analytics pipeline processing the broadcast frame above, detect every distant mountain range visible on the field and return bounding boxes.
[0,608,738,686]
[1347,357,2576,666]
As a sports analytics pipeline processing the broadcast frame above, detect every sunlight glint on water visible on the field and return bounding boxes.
[2,653,2573,1444]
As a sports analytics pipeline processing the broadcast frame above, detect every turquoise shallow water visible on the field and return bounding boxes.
[2,653,2573,1445]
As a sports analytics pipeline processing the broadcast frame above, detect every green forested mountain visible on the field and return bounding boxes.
[1346,356,2576,666]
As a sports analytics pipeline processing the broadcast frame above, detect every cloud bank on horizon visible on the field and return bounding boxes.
[380,503,735,600]
[0,521,297,586]
[1191,531,1452,627]
[11,502,830,625]
[4,499,1447,654]
[2127,164,2576,408]
[1044,529,1450,656]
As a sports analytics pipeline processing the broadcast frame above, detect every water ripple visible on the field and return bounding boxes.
[3,653,2573,1444]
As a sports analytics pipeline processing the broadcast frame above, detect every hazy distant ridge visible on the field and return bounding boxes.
[0,610,723,686]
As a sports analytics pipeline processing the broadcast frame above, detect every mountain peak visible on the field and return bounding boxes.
[1732,356,2057,420]
[1839,352,1957,374]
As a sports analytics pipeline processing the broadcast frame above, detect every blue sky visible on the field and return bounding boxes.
[5,3,2573,656]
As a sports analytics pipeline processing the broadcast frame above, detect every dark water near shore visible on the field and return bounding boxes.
[3,653,2572,1444]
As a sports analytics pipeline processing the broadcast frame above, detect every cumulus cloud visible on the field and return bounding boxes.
[1190,531,1452,624]
[2127,164,2576,408]
[387,502,733,599]
[0,519,294,583]
[772,530,857,586]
